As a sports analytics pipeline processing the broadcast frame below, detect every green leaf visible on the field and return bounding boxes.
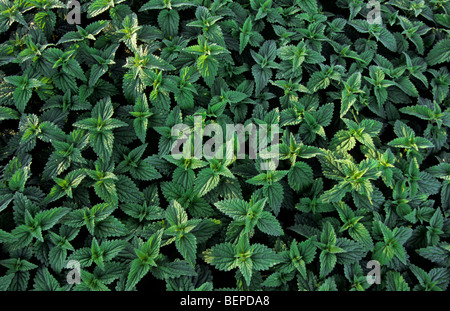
[175,232,197,267]
[288,161,313,192]
[126,258,151,290]
[214,199,249,219]
[88,0,115,18]
[130,160,161,181]
[198,54,219,87]
[194,168,220,197]
[251,243,282,271]
[32,268,62,291]
[35,207,71,231]
[386,271,411,291]
[262,183,284,215]
[252,64,272,96]
[319,251,337,278]
[0,106,20,121]
[426,39,450,66]
[203,242,237,271]
[34,11,56,36]
[158,9,179,37]
[0,274,14,291]
[297,0,318,14]
[348,223,374,250]
[256,212,284,236]
[375,27,397,52]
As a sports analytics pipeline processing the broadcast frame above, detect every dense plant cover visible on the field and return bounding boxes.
[0,0,450,292]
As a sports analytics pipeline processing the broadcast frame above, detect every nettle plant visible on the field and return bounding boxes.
[0,0,449,292]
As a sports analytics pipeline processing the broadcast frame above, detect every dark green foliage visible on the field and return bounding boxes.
[0,0,449,292]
